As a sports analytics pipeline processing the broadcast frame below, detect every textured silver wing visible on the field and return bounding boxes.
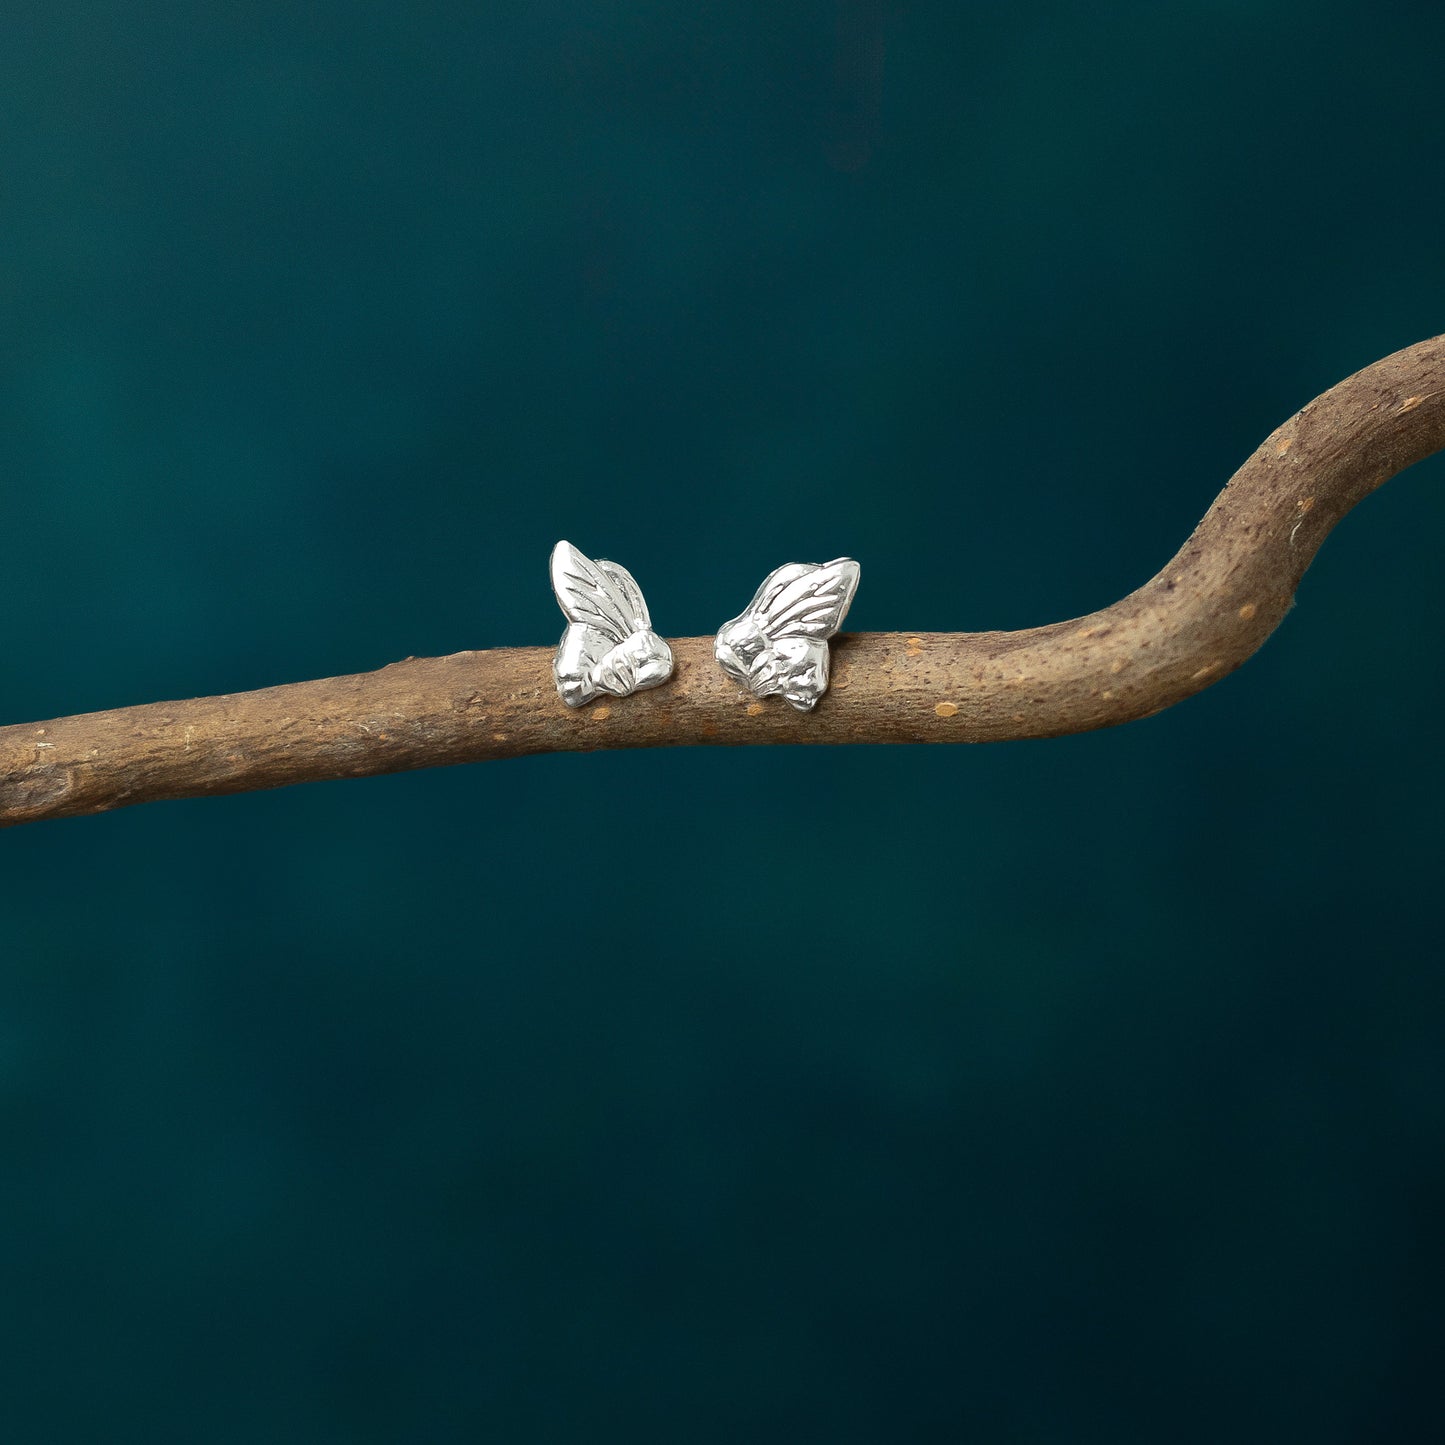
[551,541,649,641]
[747,558,860,640]
[550,541,673,708]
[714,557,859,712]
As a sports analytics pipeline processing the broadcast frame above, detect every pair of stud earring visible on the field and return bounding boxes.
[549,541,860,714]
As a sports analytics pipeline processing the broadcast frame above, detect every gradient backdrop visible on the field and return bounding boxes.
[3,4,1444,1441]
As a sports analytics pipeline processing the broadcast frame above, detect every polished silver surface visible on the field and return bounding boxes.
[550,541,674,708]
[714,558,860,711]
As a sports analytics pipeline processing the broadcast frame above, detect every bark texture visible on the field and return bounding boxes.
[4,336,1443,828]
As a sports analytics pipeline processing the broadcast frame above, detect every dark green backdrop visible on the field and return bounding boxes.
[4,4,1444,1441]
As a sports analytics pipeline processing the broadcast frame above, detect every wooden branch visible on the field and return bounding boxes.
[4,336,1444,829]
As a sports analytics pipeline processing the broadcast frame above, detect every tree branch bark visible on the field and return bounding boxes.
[4,336,1444,829]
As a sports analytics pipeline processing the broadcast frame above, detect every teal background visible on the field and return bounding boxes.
[3,4,1444,1440]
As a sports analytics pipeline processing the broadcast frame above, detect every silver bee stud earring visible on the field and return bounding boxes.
[550,541,674,708]
[714,557,860,712]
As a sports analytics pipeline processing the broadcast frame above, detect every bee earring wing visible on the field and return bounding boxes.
[551,541,647,637]
[550,541,673,707]
[715,557,860,712]
[748,557,860,640]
